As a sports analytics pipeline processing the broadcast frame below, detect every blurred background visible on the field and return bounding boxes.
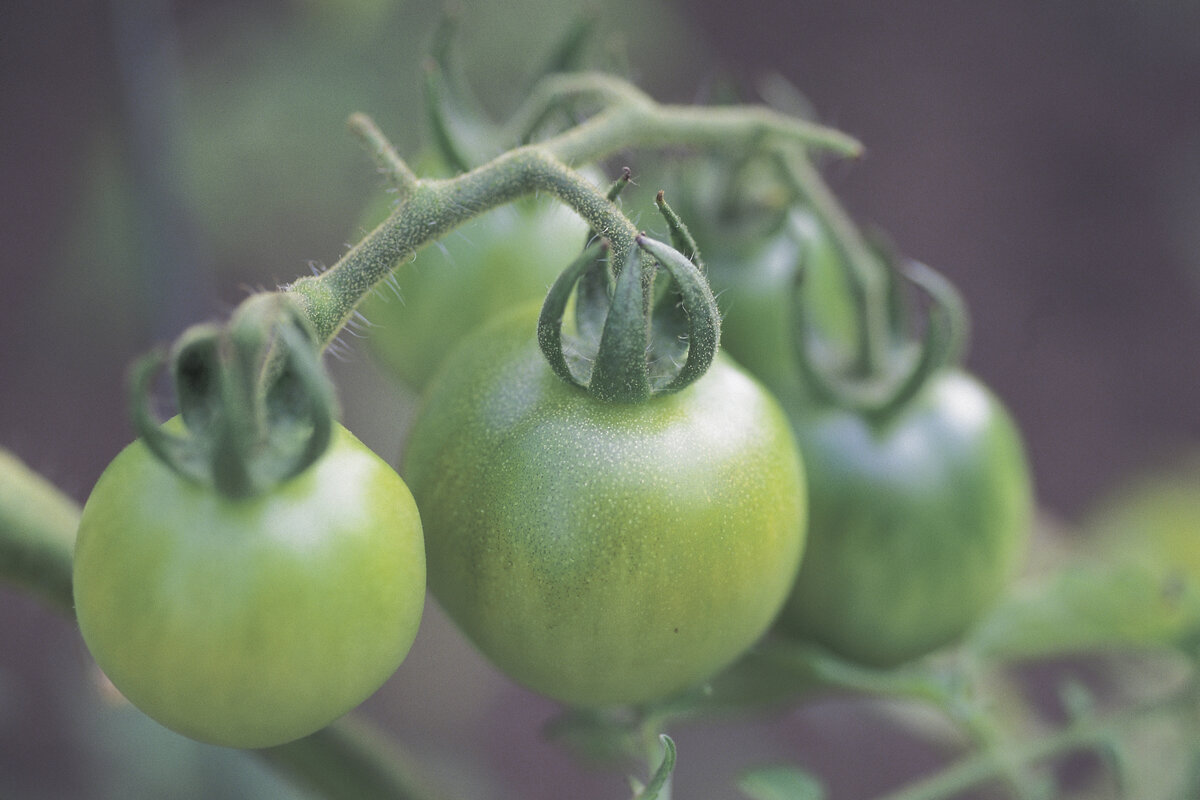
[2,1,1198,798]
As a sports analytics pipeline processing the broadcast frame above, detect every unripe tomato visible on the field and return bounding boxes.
[403,305,807,707]
[73,423,426,748]
[775,371,1032,666]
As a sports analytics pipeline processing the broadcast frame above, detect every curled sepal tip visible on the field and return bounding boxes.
[633,735,677,800]
[790,257,969,421]
[637,235,720,394]
[537,235,720,404]
[654,190,704,273]
[130,294,337,499]
[868,259,968,419]
[537,240,608,389]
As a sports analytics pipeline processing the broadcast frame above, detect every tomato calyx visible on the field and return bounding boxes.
[536,178,720,405]
[130,293,337,499]
[792,253,970,423]
[537,228,721,404]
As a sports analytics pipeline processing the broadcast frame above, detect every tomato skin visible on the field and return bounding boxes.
[775,370,1032,667]
[403,306,807,707]
[358,198,586,390]
[72,423,426,749]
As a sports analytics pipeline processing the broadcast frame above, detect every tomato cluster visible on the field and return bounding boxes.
[70,100,1033,752]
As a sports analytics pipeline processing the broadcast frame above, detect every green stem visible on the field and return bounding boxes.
[505,72,862,160]
[0,449,451,800]
[0,449,78,616]
[875,693,1183,800]
[549,100,861,166]
[287,79,861,351]
[348,113,418,197]
[779,149,890,378]
[287,146,636,348]
[503,72,655,142]
[638,723,674,800]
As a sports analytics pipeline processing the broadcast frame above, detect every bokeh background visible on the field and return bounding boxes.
[2,1,1198,798]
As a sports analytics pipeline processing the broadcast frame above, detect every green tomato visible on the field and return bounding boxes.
[357,196,587,390]
[72,423,426,748]
[704,210,857,408]
[776,370,1032,667]
[403,305,807,707]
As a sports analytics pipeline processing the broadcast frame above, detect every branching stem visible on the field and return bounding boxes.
[286,74,861,351]
[876,691,1184,800]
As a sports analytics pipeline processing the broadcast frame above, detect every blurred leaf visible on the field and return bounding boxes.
[1086,451,1200,581]
[970,454,1200,661]
[738,765,825,800]
[969,559,1200,661]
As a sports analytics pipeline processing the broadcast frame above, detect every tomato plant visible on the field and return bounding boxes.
[775,370,1032,666]
[402,304,807,707]
[72,420,425,749]
[8,36,1196,800]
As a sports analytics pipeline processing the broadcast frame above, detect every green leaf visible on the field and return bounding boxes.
[738,765,825,800]
[969,559,1200,661]
[972,453,1200,662]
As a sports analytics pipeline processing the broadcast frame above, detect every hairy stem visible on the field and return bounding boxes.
[348,112,419,196]
[286,147,635,348]
[286,76,861,351]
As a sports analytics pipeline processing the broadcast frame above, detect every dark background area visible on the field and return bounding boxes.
[2,1,1198,798]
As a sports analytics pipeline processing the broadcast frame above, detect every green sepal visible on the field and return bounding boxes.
[636,235,720,395]
[632,736,676,800]
[171,324,225,434]
[864,259,968,421]
[539,233,720,404]
[790,255,968,423]
[589,246,653,403]
[129,293,337,499]
[654,190,705,273]
[575,169,631,342]
[538,241,608,387]
[130,347,213,487]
